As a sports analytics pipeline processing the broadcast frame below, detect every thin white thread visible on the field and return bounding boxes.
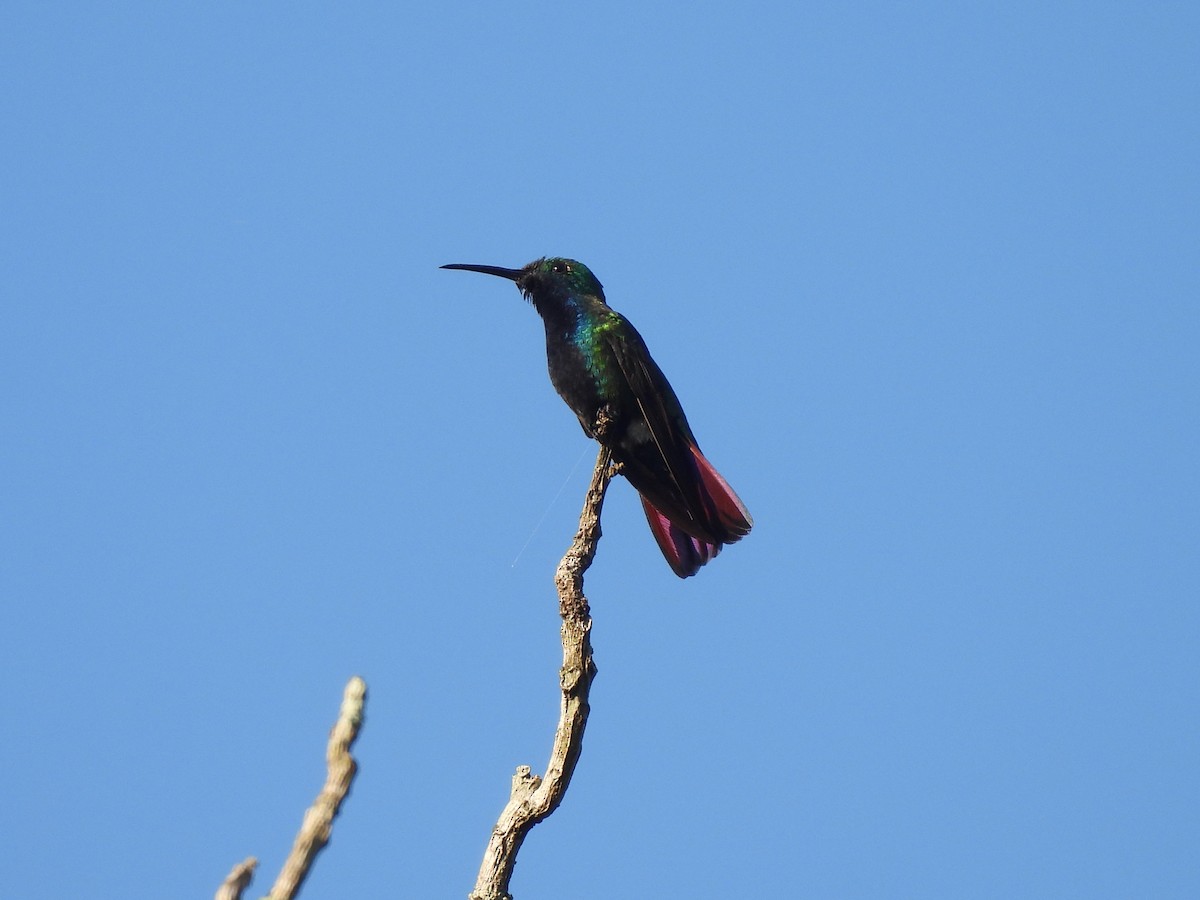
[510,445,591,568]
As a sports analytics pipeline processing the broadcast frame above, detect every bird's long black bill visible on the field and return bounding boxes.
[440,263,523,281]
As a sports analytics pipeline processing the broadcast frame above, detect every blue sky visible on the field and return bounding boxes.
[2,3,1197,898]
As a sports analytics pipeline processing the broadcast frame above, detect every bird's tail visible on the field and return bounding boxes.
[640,446,752,578]
[689,444,753,541]
[641,497,721,578]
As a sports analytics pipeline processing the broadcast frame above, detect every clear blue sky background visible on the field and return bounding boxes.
[2,3,1196,898]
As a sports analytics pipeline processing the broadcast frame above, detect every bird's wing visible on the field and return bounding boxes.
[602,316,718,540]
[604,314,752,545]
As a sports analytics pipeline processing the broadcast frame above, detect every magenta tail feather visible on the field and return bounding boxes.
[639,446,752,577]
[690,445,753,540]
[641,496,721,578]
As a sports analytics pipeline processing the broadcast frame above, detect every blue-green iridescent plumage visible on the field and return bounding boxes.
[441,257,752,577]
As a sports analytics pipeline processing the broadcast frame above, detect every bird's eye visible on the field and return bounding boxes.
[552,261,569,274]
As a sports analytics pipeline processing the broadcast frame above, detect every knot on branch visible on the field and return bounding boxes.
[510,765,542,801]
[560,664,584,693]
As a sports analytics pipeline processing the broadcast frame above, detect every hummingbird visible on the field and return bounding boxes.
[441,257,752,577]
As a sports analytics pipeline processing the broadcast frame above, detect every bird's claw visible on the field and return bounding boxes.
[592,406,616,441]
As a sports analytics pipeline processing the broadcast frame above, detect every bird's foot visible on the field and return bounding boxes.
[592,406,616,442]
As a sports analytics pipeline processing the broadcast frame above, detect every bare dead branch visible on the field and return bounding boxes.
[215,857,257,900]
[470,446,613,900]
[265,675,367,900]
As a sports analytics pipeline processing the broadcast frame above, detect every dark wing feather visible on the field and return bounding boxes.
[602,317,724,543]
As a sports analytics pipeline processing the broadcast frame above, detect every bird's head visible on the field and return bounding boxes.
[441,257,606,305]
